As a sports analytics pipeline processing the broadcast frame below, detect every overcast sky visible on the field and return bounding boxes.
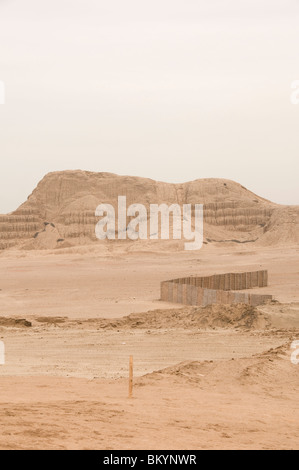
[0,0,298,213]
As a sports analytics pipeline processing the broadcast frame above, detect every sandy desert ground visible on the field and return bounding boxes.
[0,244,298,450]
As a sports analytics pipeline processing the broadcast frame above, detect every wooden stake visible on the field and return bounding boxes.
[129,355,133,398]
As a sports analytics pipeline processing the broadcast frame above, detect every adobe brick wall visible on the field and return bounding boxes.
[160,270,272,307]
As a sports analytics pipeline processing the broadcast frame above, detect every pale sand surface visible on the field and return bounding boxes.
[0,245,298,319]
[0,245,298,449]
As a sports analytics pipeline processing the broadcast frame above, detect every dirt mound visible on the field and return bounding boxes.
[138,342,296,391]
[93,303,269,330]
[35,317,67,324]
[21,223,63,250]
[257,206,299,246]
[0,318,32,328]
[0,170,297,250]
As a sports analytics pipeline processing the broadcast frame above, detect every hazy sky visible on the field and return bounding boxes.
[0,0,298,213]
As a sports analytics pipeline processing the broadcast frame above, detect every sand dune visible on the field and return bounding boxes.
[60,302,296,331]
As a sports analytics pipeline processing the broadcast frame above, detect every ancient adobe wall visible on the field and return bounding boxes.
[160,270,272,307]
[0,211,42,250]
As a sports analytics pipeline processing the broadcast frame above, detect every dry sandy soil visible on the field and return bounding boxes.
[0,244,298,450]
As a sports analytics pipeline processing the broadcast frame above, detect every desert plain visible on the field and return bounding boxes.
[0,171,298,450]
[0,244,298,450]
